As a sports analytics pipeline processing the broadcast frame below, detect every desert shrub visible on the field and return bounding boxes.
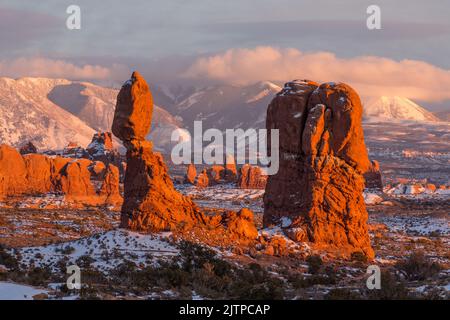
[25,266,53,286]
[395,251,441,281]
[0,245,19,270]
[75,255,95,269]
[57,246,75,255]
[351,251,368,264]
[306,255,323,274]
[289,274,336,289]
[325,288,362,300]
[366,270,410,300]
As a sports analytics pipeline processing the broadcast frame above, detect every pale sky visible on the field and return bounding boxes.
[1,0,449,109]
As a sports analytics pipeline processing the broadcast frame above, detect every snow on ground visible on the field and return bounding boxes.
[15,229,179,273]
[364,192,384,205]
[0,282,49,300]
[177,184,264,213]
[375,215,449,237]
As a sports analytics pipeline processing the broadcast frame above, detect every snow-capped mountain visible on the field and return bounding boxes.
[154,81,282,131]
[363,96,440,122]
[0,77,183,151]
[0,77,96,150]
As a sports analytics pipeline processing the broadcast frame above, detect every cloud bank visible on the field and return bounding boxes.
[183,47,450,102]
[0,57,128,83]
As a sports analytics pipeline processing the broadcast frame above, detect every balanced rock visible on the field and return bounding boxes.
[264,80,374,259]
[112,72,205,231]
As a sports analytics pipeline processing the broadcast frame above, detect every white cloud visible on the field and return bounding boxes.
[183,46,450,102]
[0,57,128,82]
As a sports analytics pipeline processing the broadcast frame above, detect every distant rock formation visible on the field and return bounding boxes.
[238,164,267,189]
[184,164,197,184]
[0,144,121,207]
[62,142,89,159]
[364,160,383,190]
[224,154,238,182]
[112,71,206,231]
[206,165,224,184]
[264,80,374,259]
[19,142,38,155]
[195,169,209,188]
[184,160,238,187]
[86,132,120,164]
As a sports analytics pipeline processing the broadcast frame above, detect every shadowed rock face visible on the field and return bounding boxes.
[264,80,374,258]
[364,160,383,190]
[112,72,206,231]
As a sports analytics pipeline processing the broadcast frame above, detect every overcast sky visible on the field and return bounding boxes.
[1,0,449,109]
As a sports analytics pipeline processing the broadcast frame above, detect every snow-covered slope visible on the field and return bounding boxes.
[0,77,96,150]
[159,81,282,131]
[0,77,183,151]
[364,96,439,122]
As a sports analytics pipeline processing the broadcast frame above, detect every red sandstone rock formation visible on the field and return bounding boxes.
[221,208,258,241]
[0,144,28,198]
[264,80,374,259]
[0,144,121,207]
[62,142,89,159]
[224,155,238,182]
[86,132,119,163]
[195,169,209,188]
[207,165,226,184]
[112,71,206,231]
[184,164,197,184]
[238,164,267,189]
[363,160,383,190]
[99,164,122,206]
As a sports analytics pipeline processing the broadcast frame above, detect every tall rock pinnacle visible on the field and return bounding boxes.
[264,80,374,259]
[112,72,206,231]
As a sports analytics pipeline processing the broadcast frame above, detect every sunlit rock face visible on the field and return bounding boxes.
[264,80,374,259]
[112,72,206,231]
